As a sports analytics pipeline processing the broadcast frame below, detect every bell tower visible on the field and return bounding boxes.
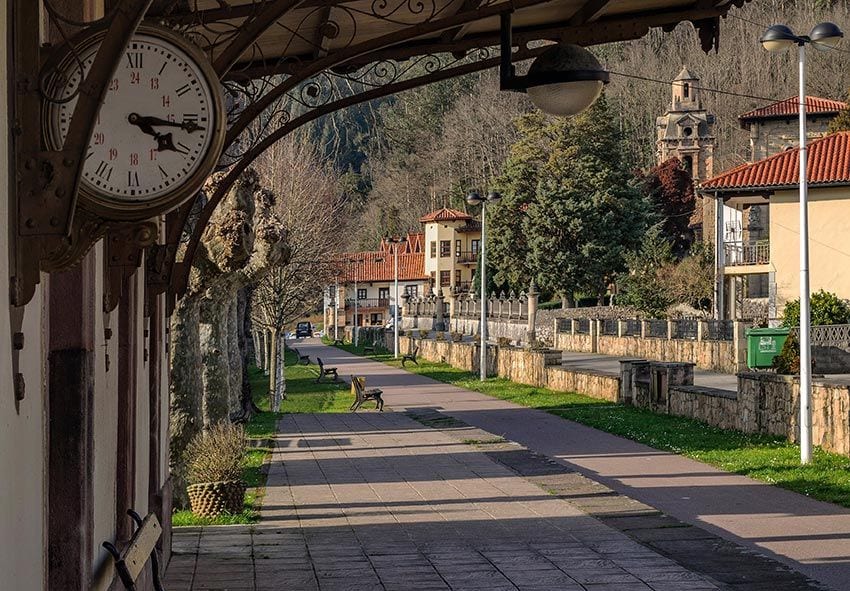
[656,67,716,182]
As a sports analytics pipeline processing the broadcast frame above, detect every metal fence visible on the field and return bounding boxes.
[810,323,850,346]
[673,319,698,340]
[646,319,668,338]
[601,319,618,336]
[553,317,740,342]
[623,319,641,336]
[705,320,734,341]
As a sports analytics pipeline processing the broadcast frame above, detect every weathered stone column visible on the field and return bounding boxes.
[526,281,539,346]
[434,292,446,332]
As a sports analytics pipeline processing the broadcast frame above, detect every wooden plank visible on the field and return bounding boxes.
[122,514,163,582]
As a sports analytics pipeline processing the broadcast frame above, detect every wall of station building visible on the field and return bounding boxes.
[0,3,172,589]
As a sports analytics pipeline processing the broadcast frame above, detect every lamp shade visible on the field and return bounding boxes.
[810,22,844,50]
[524,44,607,116]
[466,191,483,206]
[760,24,798,52]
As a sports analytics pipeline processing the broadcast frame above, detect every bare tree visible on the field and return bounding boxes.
[251,135,346,409]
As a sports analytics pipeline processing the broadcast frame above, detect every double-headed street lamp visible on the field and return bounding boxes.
[760,21,844,464]
[466,190,501,381]
[385,236,407,358]
[349,256,383,347]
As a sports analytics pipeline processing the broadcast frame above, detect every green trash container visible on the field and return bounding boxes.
[746,327,791,369]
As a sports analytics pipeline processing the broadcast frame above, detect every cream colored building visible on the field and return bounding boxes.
[700,132,850,320]
[420,208,482,297]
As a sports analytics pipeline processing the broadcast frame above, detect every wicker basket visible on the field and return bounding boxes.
[187,480,245,518]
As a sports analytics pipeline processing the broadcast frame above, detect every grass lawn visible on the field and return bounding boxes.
[173,348,353,526]
[330,339,850,508]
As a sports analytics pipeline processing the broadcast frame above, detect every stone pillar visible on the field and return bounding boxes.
[640,319,647,339]
[733,320,747,371]
[526,281,539,346]
[591,319,599,353]
[667,319,674,340]
[617,320,625,338]
[448,289,458,332]
[434,292,446,332]
[697,319,707,342]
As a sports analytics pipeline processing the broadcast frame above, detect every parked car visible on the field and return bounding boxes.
[295,321,313,338]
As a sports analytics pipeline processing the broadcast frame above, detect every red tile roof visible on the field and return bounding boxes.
[739,96,846,123]
[418,208,472,223]
[700,132,850,192]
[338,251,428,283]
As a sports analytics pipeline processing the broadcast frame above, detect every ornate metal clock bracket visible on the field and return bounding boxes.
[103,222,159,314]
[9,0,154,308]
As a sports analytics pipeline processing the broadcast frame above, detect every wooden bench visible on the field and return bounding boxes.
[315,358,339,383]
[292,348,310,365]
[363,345,376,354]
[332,339,345,346]
[350,376,384,412]
[103,510,166,591]
[402,346,419,367]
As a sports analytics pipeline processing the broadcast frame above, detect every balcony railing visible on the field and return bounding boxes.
[456,251,478,264]
[345,298,389,309]
[724,240,769,266]
[455,281,474,292]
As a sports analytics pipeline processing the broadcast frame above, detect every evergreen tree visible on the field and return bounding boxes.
[488,112,547,291]
[523,96,649,305]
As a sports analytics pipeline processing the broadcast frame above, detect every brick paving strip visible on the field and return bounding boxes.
[165,410,828,591]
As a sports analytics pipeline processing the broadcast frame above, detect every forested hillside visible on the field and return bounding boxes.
[306,0,850,249]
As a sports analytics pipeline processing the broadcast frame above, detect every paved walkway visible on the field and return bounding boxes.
[167,413,726,590]
[559,351,738,392]
[279,339,850,591]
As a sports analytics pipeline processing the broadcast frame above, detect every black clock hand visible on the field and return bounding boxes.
[155,133,188,155]
[129,112,204,133]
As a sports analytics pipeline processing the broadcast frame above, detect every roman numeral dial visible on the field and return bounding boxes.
[43,26,225,218]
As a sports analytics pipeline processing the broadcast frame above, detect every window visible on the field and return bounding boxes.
[683,82,689,98]
[430,241,436,257]
[429,271,436,289]
[357,288,367,300]
[455,270,461,285]
[440,240,451,257]
[682,155,693,175]
[370,313,382,325]
[471,239,480,254]
[440,270,451,287]
[378,287,390,301]
[455,239,462,257]
[404,285,419,297]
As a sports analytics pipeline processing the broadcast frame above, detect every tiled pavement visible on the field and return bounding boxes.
[165,413,727,591]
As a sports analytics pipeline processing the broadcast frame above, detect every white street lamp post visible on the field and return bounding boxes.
[760,22,843,464]
[466,191,501,380]
[385,236,407,358]
[334,277,339,342]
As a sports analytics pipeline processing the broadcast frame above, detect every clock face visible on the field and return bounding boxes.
[44,27,225,216]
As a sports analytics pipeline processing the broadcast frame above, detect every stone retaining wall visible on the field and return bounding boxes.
[392,335,850,457]
[665,375,850,456]
[546,368,620,402]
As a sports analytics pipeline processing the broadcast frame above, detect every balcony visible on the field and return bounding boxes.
[456,251,479,264]
[724,240,769,267]
[345,298,389,309]
[455,281,474,293]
